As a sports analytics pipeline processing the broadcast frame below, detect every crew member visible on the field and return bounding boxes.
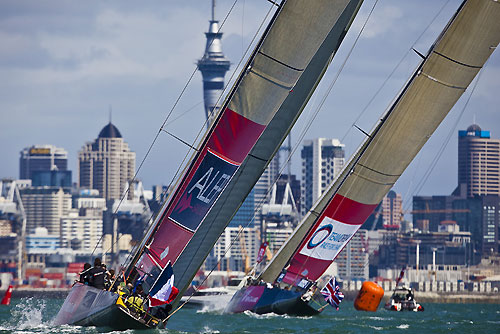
[126,285,146,315]
[79,263,92,284]
[88,258,107,289]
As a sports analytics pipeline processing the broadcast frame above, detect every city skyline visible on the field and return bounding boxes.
[1,0,499,212]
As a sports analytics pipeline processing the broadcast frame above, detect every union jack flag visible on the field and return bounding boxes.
[320,277,344,310]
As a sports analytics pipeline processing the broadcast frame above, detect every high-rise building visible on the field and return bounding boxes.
[458,124,500,197]
[253,155,280,222]
[381,190,403,230]
[32,170,72,188]
[60,196,105,252]
[20,187,72,236]
[301,138,345,215]
[78,122,136,200]
[20,145,68,180]
[336,229,369,280]
[198,0,230,128]
[210,226,259,272]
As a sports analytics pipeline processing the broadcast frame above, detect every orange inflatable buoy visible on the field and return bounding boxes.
[354,281,384,312]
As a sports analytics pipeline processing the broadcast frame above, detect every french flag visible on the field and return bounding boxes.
[149,262,179,307]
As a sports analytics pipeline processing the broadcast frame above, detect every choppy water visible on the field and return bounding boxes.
[0,297,499,333]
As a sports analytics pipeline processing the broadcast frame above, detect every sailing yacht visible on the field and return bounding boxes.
[225,0,500,316]
[53,0,365,330]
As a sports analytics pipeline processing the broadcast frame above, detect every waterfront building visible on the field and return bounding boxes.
[110,180,152,242]
[19,145,68,180]
[377,226,472,269]
[197,0,230,127]
[26,227,60,250]
[32,170,72,188]
[260,173,300,254]
[381,190,403,230]
[209,226,259,272]
[458,124,500,197]
[301,138,345,215]
[78,122,136,200]
[336,229,369,280]
[20,187,71,236]
[60,196,105,252]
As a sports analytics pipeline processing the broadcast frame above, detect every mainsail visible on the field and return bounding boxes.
[255,0,500,299]
[127,0,365,300]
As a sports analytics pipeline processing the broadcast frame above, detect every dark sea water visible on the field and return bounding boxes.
[0,297,499,334]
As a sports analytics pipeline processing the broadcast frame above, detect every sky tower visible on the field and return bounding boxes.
[198,0,231,128]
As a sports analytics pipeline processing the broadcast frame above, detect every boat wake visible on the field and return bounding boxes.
[9,297,48,330]
[195,294,234,314]
[242,310,311,320]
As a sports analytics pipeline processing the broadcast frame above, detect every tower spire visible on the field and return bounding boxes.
[212,0,215,21]
[198,0,230,128]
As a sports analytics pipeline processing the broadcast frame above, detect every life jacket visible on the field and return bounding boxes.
[127,295,145,313]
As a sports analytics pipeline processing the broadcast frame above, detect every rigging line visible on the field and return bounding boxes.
[203,0,279,128]
[164,101,204,127]
[277,0,468,282]
[161,129,199,151]
[402,62,487,213]
[224,0,383,284]
[294,0,380,164]
[340,0,452,145]
[211,0,382,283]
[103,0,244,269]
[164,0,279,294]
[125,0,281,279]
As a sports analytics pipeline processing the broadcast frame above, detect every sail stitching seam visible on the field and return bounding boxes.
[258,50,305,72]
[433,51,482,69]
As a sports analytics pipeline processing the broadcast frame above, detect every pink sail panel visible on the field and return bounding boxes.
[283,194,377,284]
[139,108,266,268]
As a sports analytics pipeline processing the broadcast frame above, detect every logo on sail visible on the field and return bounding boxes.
[307,224,333,249]
[299,216,359,261]
[170,149,239,232]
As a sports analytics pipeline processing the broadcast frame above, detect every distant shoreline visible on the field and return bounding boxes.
[3,288,500,304]
[343,290,500,304]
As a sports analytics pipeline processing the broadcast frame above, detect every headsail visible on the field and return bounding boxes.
[128,0,366,296]
[259,0,500,286]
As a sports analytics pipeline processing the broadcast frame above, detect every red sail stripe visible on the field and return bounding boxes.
[325,194,378,225]
[284,194,378,283]
[143,109,267,269]
[207,108,266,164]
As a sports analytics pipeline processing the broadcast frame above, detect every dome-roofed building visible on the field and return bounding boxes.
[98,122,122,139]
[79,122,135,200]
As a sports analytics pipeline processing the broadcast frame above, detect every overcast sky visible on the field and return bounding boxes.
[1,0,499,211]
